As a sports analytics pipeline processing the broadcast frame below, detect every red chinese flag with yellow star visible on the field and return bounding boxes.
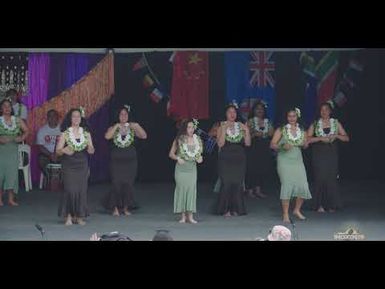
[168,51,209,120]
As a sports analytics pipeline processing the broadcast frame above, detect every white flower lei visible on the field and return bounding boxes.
[252,117,269,136]
[315,118,338,137]
[65,127,88,152]
[0,116,20,136]
[113,123,134,148]
[225,122,243,143]
[283,123,304,146]
[179,134,203,161]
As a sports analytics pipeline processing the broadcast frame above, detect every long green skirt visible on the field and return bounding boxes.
[174,161,197,213]
[277,146,311,200]
[0,141,19,194]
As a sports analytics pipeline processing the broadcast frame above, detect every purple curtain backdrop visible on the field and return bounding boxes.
[25,54,50,110]
[25,54,51,186]
[45,53,110,182]
[47,54,102,99]
[26,53,111,185]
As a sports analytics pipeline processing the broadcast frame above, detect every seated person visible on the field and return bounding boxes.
[36,109,61,176]
[6,89,28,121]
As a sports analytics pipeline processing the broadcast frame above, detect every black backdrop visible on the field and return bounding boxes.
[111,50,385,183]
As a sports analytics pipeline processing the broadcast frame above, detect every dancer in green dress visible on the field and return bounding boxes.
[169,119,203,224]
[271,107,311,223]
[0,98,29,206]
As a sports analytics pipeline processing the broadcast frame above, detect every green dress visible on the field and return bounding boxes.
[277,125,311,200]
[0,116,21,194]
[173,135,203,214]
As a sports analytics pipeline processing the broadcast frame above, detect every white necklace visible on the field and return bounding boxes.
[114,123,134,148]
[284,123,304,146]
[225,122,243,143]
[316,118,338,137]
[0,116,17,131]
[180,134,202,160]
[65,127,88,152]
[252,117,269,135]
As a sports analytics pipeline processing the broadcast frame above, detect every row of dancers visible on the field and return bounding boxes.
[0,97,349,225]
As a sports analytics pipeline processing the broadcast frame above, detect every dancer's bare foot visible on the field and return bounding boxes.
[317,207,325,213]
[246,189,255,198]
[293,210,306,220]
[8,200,19,206]
[8,192,18,206]
[223,212,231,217]
[283,214,290,223]
[65,217,72,226]
[123,210,131,216]
[178,218,186,223]
[188,218,198,224]
[231,211,238,216]
[77,218,86,225]
[112,208,120,216]
[254,187,267,198]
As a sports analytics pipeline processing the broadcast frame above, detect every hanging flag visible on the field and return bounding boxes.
[332,53,364,108]
[169,51,209,120]
[316,51,339,105]
[300,51,339,125]
[225,51,276,121]
[132,55,147,71]
[150,88,164,103]
[300,52,318,126]
[143,74,154,88]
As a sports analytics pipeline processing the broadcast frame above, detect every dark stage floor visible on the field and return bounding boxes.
[0,180,384,240]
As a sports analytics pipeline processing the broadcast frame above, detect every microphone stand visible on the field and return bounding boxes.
[35,224,46,240]
[289,218,299,240]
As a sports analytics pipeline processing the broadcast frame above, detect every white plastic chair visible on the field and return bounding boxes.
[39,163,62,190]
[18,144,32,192]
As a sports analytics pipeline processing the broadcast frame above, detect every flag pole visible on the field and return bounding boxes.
[143,53,161,85]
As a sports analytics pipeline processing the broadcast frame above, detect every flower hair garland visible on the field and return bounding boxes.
[230,100,239,109]
[3,97,13,104]
[295,107,301,118]
[192,119,199,129]
[326,99,335,109]
[79,106,86,118]
[124,104,131,112]
[258,99,268,108]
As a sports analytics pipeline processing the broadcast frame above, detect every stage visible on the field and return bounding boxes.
[0,180,384,241]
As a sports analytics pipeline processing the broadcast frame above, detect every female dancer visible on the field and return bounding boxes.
[105,105,147,216]
[216,104,251,217]
[270,107,311,223]
[56,107,95,225]
[169,119,203,223]
[307,101,349,212]
[0,98,29,206]
[245,100,274,198]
